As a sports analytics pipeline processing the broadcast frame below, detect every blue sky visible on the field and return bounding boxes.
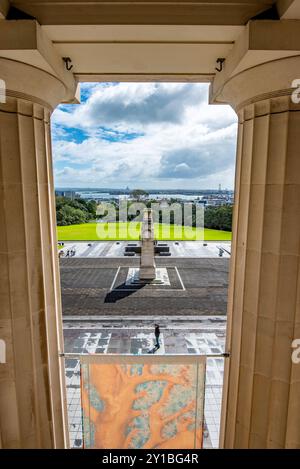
[51,82,238,190]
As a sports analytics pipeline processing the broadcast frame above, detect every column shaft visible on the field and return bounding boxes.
[0,96,67,448]
[221,95,300,448]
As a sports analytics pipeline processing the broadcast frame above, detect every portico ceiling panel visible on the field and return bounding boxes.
[1,3,299,85]
[53,42,233,79]
[9,1,276,26]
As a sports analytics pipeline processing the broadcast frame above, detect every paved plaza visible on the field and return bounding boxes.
[60,257,229,316]
[61,241,230,449]
[64,316,226,449]
[60,240,231,258]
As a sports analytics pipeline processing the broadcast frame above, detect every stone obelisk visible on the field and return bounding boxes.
[139,209,156,281]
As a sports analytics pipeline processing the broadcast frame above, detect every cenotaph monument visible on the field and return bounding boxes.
[139,209,156,281]
[125,208,170,286]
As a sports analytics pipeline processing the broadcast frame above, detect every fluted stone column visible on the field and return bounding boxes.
[0,58,73,448]
[216,56,300,448]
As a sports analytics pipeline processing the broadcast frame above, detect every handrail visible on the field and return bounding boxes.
[59,352,230,359]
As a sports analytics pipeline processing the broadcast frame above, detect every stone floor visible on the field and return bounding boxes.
[63,316,226,449]
[60,257,229,316]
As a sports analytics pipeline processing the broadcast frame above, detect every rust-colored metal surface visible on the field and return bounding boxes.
[81,355,206,449]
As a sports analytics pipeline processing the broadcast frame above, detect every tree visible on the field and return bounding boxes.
[204,205,232,231]
[56,196,97,226]
[130,189,149,201]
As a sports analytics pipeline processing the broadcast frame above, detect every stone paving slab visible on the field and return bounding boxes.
[60,258,229,316]
[61,267,115,289]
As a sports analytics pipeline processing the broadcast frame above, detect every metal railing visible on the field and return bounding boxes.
[61,351,230,449]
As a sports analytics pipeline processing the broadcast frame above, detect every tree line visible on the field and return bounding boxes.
[203,205,232,231]
[56,197,97,226]
[56,196,232,231]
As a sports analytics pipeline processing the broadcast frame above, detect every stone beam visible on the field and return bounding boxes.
[211,19,300,106]
[8,1,275,26]
[277,0,300,18]
[0,20,79,104]
[0,0,9,19]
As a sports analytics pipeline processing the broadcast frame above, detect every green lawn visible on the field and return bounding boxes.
[57,222,231,241]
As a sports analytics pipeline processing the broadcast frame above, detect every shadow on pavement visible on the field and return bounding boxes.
[104,283,146,303]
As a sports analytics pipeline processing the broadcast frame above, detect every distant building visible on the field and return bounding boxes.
[55,190,79,200]
[200,194,234,207]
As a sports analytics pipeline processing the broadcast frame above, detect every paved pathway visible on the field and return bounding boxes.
[59,240,231,258]
[63,316,226,449]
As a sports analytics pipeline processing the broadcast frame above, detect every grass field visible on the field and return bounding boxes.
[57,222,231,241]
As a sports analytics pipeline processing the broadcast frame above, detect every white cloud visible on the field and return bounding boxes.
[52,83,237,189]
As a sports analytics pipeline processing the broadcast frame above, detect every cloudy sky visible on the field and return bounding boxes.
[52,82,238,190]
